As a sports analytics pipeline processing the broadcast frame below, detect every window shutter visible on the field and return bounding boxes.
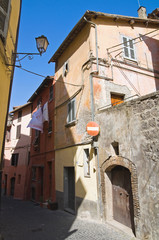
[123,37,129,58]
[0,0,10,39]
[16,125,21,139]
[122,36,136,61]
[71,99,75,121]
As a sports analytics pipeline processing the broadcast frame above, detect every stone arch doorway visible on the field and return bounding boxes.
[101,156,140,236]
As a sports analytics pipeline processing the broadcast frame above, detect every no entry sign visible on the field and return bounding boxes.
[86,121,100,136]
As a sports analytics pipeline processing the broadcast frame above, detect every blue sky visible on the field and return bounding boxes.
[9,0,159,110]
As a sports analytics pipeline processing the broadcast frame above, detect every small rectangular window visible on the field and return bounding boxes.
[32,167,36,180]
[49,85,53,100]
[83,149,90,177]
[111,94,124,106]
[48,120,52,133]
[16,125,21,139]
[67,98,76,123]
[11,153,19,166]
[122,36,136,61]
[37,98,42,109]
[18,110,22,122]
[63,61,69,77]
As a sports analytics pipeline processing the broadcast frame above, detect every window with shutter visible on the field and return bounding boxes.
[18,110,22,122]
[63,60,69,77]
[83,149,90,177]
[67,98,76,123]
[122,36,136,61]
[11,153,19,166]
[16,125,21,139]
[0,0,11,40]
[49,85,53,100]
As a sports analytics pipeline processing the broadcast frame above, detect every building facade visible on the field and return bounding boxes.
[27,76,56,206]
[49,8,159,239]
[0,0,22,171]
[2,103,32,199]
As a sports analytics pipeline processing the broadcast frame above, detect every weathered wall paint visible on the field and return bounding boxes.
[96,91,159,240]
[0,0,22,166]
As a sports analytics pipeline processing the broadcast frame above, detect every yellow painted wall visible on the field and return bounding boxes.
[55,145,98,202]
[0,0,21,165]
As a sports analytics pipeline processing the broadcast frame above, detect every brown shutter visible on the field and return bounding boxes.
[111,94,124,106]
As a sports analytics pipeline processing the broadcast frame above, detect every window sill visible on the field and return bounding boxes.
[48,132,52,137]
[65,120,77,128]
[123,57,138,65]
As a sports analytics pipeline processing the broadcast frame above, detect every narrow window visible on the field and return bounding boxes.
[49,85,53,100]
[18,175,21,184]
[16,125,21,139]
[28,151,30,165]
[0,0,11,40]
[37,98,42,109]
[112,141,119,155]
[18,110,22,122]
[122,36,136,61]
[33,130,40,147]
[83,149,90,177]
[48,120,52,133]
[11,153,19,166]
[32,167,36,180]
[67,98,76,123]
[111,93,124,106]
[63,61,69,77]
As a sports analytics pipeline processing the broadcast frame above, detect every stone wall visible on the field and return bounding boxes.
[96,91,159,240]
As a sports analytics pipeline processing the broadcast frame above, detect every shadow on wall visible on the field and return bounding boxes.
[140,34,159,90]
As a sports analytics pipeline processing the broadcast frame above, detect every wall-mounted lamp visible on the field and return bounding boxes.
[7,35,49,67]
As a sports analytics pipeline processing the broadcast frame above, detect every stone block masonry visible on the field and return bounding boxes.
[96,90,159,240]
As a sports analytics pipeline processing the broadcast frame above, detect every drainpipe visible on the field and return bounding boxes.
[84,17,103,219]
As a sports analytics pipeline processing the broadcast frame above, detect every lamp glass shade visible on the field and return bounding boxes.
[35,35,49,55]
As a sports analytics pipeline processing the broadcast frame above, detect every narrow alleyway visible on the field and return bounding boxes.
[0,197,135,240]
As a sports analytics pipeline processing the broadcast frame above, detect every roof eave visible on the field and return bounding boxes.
[49,10,159,63]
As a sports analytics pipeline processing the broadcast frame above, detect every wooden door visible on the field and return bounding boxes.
[111,166,135,231]
[10,177,15,196]
[64,167,75,213]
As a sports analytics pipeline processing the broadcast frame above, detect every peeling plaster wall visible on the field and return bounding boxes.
[96,91,159,240]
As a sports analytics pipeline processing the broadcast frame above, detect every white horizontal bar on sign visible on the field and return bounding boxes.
[87,127,99,131]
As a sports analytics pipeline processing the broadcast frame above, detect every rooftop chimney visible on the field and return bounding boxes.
[138,6,147,19]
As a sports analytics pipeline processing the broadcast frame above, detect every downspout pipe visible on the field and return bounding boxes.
[84,17,103,219]
[84,17,99,73]
[83,17,99,122]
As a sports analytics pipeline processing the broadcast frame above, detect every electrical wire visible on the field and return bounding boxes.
[14,66,83,87]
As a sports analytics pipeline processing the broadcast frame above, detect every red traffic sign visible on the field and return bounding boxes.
[86,121,100,136]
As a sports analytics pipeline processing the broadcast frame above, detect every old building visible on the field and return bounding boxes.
[0,0,22,174]
[49,8,159,239]
[27,76,56,206]
[2,103,32,199]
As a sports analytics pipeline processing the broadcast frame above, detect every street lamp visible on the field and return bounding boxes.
[11,35,49,63]
[35,35,49,55]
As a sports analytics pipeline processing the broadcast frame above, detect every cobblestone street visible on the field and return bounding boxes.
[0,197,136,240]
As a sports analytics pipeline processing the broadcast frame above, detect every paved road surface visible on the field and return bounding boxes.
[0,197,135,240]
